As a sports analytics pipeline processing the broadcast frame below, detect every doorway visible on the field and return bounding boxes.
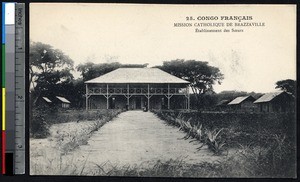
[109,97,116,109]
[135,97,142,109]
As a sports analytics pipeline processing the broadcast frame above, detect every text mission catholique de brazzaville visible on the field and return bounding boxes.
[174,22,265,27]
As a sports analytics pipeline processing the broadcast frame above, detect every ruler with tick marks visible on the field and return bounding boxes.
[14,3,25,175]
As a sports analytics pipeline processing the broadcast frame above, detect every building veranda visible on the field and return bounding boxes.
[85,68,190,110]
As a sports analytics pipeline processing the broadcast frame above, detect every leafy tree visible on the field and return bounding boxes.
[77,62,121,82]
[29,42,74,102]
[55,78,85,108]
[122,63,149,68]
[275,79,296,96]
[189,93,218,109]
[156,59,224,108]
[216,90,248,101]
[215,90,262,102]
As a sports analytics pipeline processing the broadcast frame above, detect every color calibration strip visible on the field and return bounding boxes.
[2,2,25,175]
[2,2,16,175]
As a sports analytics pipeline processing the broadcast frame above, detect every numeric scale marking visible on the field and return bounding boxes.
[14,3,25,174]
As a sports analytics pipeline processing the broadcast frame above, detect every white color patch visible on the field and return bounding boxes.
[5,3,15,25]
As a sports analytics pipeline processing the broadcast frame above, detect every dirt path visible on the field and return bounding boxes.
[68,110,219,173]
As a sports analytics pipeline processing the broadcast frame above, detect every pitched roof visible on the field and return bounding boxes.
[42,97,52,103]
[254,91,285,103]
[216,100,230,106]
[228,96,255,105]
[84,68,190,84]
[56,96,71,103]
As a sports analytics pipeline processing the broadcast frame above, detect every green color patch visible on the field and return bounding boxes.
[2,44,5,87]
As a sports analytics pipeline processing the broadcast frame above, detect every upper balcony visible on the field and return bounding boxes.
[87,87,188,95]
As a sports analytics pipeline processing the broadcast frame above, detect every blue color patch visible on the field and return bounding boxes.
[2,3,5,43]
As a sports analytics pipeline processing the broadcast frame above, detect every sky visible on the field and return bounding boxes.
[30,4,296,93]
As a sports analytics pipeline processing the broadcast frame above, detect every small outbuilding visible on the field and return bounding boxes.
[35,96,53,107]
[215,99,231,111]
[55,96,71,108]
[253,91,294,113]
[227,95,256,111]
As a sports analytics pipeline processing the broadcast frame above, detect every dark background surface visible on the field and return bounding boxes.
[0,0,299,181]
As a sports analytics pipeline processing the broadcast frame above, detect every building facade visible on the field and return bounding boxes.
[55,96,71,108]
[35,96,53,107]
[227,95,257,111]
[254,91,294,112]
[215,99,231,111]
[85,68,190,110]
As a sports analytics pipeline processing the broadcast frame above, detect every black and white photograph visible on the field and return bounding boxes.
[29,4,296,177]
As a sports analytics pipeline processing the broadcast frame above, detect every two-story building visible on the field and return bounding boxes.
[84,68,190,110]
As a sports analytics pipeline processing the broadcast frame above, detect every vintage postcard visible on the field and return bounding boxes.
[29,3,296,177]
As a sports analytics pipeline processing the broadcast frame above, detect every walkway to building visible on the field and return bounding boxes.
[71,110,219,174]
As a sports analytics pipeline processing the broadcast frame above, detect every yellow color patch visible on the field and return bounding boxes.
[2,88,5,130]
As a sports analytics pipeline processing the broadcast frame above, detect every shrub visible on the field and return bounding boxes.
[153,110,296,177]
[30,109,122,139]
[30,108,50,138]
[205,128,226,155]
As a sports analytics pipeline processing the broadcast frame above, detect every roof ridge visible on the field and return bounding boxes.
[85,67,189,84]
[253,91,285,103]
[228,95,253,105]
